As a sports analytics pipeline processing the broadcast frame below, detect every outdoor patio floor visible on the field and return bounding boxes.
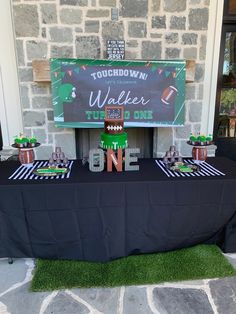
[0,254,236,314]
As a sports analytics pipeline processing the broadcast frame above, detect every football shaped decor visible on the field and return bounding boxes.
[100,106,128,150]
[187,133,213,164]
[12,133,40,166]
[161,85,178,105]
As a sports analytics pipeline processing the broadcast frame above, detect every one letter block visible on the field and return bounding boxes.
[89,149,104,172]
[107,148,123,172]
[125,148,140,171]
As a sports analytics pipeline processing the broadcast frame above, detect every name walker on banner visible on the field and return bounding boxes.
[50,58,186,128]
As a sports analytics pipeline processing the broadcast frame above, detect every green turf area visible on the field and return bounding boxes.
[31,244,236,291]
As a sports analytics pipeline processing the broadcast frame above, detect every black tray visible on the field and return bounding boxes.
[12,142,40,149]
[187,140,214,147]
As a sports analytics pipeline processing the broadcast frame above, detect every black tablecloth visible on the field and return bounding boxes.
[1,157,236,262]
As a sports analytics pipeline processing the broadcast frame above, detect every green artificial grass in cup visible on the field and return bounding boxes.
[31,244,236,291]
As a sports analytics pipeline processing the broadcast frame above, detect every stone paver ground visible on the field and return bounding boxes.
[0,254,236,314]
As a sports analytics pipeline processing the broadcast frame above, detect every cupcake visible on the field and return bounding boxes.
[14,135,28,148]
[199,135,206,146]
[29,136,37,147]
[189,133,197,145]
[206,134,213,145]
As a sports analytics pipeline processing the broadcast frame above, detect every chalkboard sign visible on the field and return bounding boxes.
[105,106,124,121]
[50,58,186,128]
[107,40,125,60]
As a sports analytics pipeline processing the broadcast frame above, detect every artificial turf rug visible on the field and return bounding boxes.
[31,244,236,291]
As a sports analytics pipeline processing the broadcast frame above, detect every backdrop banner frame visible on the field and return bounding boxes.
[50,58,186,128]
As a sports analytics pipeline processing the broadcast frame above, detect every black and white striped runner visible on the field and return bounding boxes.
[8,160,74,180]
[155,159,225,178]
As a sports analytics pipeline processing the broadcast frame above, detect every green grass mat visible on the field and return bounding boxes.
[31,244,236,291]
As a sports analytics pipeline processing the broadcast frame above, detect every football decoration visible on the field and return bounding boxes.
[89,105,139,172]
[161,85,178,105]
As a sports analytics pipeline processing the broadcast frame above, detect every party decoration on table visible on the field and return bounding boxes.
[188,133,213,146]
[14,134,29,148]
[187,133,214,164]
[48,146,69,167]
[162,145,199,173]
[8,160,74,180]
[162,145,183,164]
[12,134,40,166]
[89,106,139,172]
[88,149,104,172]
[13,134,40,149]
[106,148,123,172]
[89,148,140,172]
[155,159,225,178]
[33,167,69,177]
[100,106,128,150]
[167,161,199,173]
[124,148,140,171]
[29,136,38,147]
[102,106,126,172]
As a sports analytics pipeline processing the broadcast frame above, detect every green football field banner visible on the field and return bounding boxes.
[50,58,186,128]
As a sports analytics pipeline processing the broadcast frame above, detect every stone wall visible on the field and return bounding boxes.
[12,0,210,159]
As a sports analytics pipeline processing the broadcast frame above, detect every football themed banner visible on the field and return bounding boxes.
[50,58,186,128]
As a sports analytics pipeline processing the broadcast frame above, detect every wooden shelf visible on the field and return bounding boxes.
[32,60,51,82]
[32,59,196,83]
[185,60,196,83]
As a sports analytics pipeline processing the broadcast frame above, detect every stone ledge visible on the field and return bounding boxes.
[32,59,196,83]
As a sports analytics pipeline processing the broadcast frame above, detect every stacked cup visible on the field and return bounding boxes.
[49,147,69,167]
[163,145,183,165]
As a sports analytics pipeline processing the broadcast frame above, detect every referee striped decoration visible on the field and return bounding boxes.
[155,159,225,178]
[8,160,74,180]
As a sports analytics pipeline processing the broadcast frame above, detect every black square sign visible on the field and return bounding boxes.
[106,40,125,60]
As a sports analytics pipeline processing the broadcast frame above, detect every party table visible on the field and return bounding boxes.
[0,157,236,262]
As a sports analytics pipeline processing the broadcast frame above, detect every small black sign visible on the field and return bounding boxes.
[107,40,125,60]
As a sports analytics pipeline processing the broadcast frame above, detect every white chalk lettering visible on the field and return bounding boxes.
[90,69,148,80]
[129,70,139,78]
[139,72,148,80]
[89,87,150,108]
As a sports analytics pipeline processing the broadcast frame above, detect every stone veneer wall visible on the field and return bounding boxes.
[12,0,210,159]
